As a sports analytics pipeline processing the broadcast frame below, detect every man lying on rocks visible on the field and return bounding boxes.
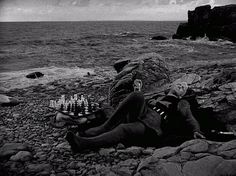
[65,80,206,153]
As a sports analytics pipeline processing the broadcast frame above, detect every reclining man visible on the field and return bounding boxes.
[66,80,205,153]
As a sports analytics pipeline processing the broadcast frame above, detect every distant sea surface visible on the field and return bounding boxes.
[0,21,180,72]
[0,21,235,90]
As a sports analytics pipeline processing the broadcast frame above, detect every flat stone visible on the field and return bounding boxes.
[56,142,70,150]
[10,151,32,161]
[112,159,138,176]
[122,146,143,156]
[173,73,201,85]
[27,163,52,173]
[181,140,209,153]
[142,147,155,155]
[99,148,116,156]
[153,146,178,158]
[75,162,86,168]
[0,143,29,158]
[183,155,224,176]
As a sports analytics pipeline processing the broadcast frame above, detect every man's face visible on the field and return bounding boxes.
[172,82,188,98]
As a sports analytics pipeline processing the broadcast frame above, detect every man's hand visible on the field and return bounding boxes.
[193,131,206,139]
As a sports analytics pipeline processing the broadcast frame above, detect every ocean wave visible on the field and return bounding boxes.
[0,66,95,91]
[187,36,235,46]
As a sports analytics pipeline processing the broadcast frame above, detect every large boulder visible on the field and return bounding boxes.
[109,53,170,108]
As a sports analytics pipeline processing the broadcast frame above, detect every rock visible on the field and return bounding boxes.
[110,53,170,108]
[114,59,130,73]
[10,151,32,161]
[0,143,29,158]
[123,146,143,156]
[27,163,52,173]
[75,162,86,168]
[112,159,138,176]
[26,72,44,79]
[0,94,20,107]
[55,142,70,150]
[151,36,168,40]
[172,73,201,85]
[99,148,116,156]
[142,147,155,155]
[137,140,236,176]
[173,4,236,42]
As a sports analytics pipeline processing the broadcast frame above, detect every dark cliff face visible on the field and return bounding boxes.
[173,4,236,42]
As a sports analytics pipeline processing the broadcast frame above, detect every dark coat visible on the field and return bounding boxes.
[138,96,201,137]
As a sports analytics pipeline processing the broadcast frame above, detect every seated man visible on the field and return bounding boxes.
[65,81,205,153]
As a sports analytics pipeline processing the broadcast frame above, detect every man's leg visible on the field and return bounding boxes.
[66,122,146,153]
[85,92,146,137]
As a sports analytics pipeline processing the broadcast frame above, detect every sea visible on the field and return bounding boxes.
[0,21,235,90]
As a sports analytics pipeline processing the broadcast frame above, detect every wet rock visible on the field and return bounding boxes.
[10,151,32,162]
[151,36,168,40]
[26,72,44,79]
[0,94,20,107]
[0,143,29,158]
[173,4,236,42]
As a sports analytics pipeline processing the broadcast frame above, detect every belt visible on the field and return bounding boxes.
[153,107,168,120]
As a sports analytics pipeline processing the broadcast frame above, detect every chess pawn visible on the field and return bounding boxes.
[67,103,71,112]
[63,102,68,113]
[74,101,79,116]
[61,95,65,102]
[81,101,85,115]
[56,100,60,110]
[60,103,64,111]
[74,94,78,101]
[88,100,92,112]
[49,100,54,108]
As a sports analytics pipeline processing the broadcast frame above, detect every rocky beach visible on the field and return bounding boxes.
[1,5,236,176]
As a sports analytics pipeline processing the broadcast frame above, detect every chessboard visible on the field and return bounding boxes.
[48,94,101,119]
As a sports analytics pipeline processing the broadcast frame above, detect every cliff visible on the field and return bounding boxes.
[173,4,236,42]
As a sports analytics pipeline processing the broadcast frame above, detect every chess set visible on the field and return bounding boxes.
[48,94,101,118]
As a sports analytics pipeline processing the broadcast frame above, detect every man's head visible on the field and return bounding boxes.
[169,82,188,98]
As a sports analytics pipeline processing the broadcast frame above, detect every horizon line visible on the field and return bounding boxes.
[0,20,186,22]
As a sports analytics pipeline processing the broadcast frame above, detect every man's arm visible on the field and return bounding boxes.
[177,99,205,139]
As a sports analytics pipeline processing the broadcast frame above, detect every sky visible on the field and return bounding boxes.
[0,0,235,21]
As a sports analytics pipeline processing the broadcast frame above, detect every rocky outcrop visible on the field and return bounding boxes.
[136,139,236,176]
[109,53,170,108]
[26,72,44,79]
[173,4,236,42]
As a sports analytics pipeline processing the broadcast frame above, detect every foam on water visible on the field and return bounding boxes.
[0,66,95,91]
